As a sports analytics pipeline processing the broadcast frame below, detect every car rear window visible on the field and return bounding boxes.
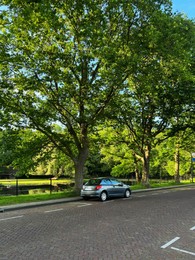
[86,179,101,186]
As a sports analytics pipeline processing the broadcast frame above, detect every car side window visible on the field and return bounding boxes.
[100,179,112,186]
[110,179,120,185]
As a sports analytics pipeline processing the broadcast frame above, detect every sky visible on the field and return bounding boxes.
[172,0,195,19]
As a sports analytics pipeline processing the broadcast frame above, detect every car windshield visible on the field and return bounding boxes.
[85,179,101,186]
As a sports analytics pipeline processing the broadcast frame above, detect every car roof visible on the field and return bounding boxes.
[91,177,112,180]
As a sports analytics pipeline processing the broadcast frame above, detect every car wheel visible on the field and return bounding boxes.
[124,189,131,198]
[100,191,107,202]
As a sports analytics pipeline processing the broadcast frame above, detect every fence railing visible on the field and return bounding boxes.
[0,178,74,196]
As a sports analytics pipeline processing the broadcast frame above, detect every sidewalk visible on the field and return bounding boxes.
[0,184,194,212]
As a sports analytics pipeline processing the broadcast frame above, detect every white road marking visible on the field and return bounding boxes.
[171,247,195,256]
[190,226,195,231]
[0,215,24,221]
[44,208,63,213]
[136,195,146,197]
[151,193,159,196]
[77,203,92,207]
[161,237,180,249]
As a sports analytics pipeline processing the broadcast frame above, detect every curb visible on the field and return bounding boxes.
[0,197,82,212]
[0,184,194,212]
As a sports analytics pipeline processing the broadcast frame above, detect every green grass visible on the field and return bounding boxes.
[0,179,194,207]
[0,189,78,206]
[130,179,194,190]
[0,178,73,186]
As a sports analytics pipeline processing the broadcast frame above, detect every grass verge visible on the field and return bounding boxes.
[131,180,194,190]
[0,189,78,206]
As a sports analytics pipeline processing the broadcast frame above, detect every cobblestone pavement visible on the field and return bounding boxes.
[0,186,195,260]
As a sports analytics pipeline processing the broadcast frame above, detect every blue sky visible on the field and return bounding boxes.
[172,0,195,19]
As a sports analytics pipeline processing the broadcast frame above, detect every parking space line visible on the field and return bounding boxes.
[190,226,195,231]
[122,197,132,200]
[171,247,195,256]
[44,208,63,213]
[77,203,92,207]
[161,237,180,249]
[0,215,24,221]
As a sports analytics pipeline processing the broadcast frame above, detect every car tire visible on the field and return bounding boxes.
[124,189,131,198]
[100,191,107,202]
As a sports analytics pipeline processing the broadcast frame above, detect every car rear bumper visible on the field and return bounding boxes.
[80,190,100,198]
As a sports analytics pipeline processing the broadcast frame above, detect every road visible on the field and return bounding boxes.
[0,186,195,260]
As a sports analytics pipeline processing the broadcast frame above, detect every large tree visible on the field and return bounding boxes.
[0,0,185,191]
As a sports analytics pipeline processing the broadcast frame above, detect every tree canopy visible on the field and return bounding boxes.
[0,0,194,190]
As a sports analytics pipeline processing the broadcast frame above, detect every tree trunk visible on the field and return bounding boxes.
[74,124,89,194]
[141,146,150,187]
[174,144,180,184]
[133,153,141,183]
[74,160,85,194]
[135,168,140,183]
[74,147,89,193]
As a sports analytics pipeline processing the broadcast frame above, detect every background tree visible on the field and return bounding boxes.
[106,14,195,186]
[153,128,195,181]
[98,125,139,180]
[0,129,51,176]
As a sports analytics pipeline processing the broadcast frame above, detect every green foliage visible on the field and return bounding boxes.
[153,130,195,178]
[0,129,76,177]
[0,1,194,188]
[0,129,49,175]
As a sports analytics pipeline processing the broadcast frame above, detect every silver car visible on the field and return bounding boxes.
[81,177,131,202]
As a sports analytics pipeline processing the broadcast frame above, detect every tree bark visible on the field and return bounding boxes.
[74,147,89,193]
[174,144,180,184]
[74,160,85,194]
[74,124,89,194]
[133,153,141,183]
[141,146,150,187]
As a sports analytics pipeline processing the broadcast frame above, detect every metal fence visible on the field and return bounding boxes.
[0,178,74,196]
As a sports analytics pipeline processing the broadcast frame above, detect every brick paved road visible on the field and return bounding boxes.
[0,186,195,260]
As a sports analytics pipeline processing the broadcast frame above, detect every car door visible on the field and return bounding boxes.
[100,178,114,196]
[110,179,125,196]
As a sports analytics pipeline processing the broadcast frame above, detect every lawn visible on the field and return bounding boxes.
[0,189,78,206]
[0,178,73,186]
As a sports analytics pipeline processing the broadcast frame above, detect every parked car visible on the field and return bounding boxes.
[80,177,131,202]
